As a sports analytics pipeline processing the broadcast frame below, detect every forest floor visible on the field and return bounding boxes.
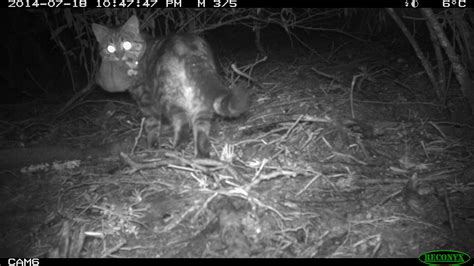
[1,35,473,258]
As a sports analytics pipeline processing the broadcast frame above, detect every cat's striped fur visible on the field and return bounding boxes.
[92,15,248,157]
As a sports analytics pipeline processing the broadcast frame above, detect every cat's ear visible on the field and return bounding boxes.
[92,23,110,42]
[122,15,140,35]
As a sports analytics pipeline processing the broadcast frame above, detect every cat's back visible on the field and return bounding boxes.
[157,34,215,63]
[148,33,225,111]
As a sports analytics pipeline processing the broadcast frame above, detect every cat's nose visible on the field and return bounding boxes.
[114,50,124,60]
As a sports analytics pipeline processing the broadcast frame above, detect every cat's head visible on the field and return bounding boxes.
[92,15,146,67]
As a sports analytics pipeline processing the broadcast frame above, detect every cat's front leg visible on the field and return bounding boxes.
[144,116,161,149]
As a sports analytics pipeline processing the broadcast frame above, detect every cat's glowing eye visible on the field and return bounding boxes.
[106,44,116,53]
[122,41,132,50]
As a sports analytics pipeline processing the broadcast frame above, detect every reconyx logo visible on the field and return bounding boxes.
[419,250,470,266]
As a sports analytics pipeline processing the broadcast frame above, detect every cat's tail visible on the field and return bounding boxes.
[213,84,249,117]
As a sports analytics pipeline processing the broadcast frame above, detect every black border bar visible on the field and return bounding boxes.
[4,0,467,8]
[1,258,418,264]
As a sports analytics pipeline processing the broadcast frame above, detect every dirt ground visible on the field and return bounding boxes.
[1,35,473,258]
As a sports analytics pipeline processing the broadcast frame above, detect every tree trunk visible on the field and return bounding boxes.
[425,18,446,102]
[421,8,474,116]
[386,8,442,101]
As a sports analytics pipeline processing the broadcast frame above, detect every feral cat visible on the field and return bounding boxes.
[92,15,248,158]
